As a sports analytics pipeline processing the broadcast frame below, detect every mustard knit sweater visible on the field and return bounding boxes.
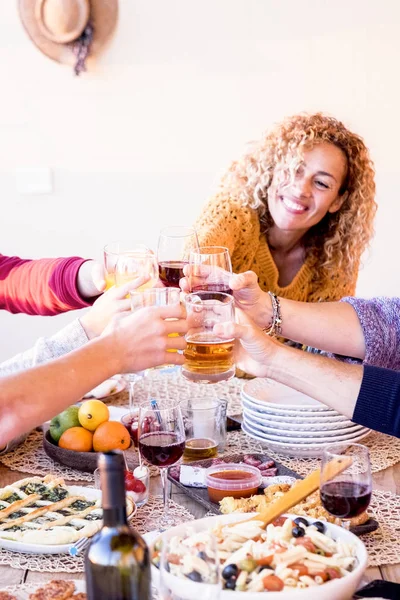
[194,196,358,302]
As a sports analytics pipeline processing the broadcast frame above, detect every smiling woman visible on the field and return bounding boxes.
[194,113,377,302]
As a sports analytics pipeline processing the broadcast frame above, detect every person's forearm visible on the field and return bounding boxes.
[0,336,121,447]
[261,293,366,360]
[266,343,364,418]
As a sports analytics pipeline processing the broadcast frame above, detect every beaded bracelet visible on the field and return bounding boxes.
[263,291,282,337]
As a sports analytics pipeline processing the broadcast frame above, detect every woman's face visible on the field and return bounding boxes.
[267,142,348,234]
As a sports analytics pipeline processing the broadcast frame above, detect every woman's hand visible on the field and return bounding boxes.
[214,311,280,378]
[107,304,188,373]
[229,271,273,329]
[79,276,150,340]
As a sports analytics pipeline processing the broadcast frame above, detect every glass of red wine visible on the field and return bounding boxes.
[157,226,199,287]
[188,246,233,294]
[320,443,372,530]
[138,398,185,528]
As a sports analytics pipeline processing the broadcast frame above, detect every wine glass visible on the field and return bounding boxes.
[157,226,199,287]
[320,443,372,530]
[159,526,221,600]
[103,242,151,290]
[188,246,232,294]
[138,399,185,528]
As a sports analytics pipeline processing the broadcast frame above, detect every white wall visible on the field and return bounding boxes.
[0,0,399,361]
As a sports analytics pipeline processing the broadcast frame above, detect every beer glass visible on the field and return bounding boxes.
[180,397,224,461]
[157,226,199,287]
[188,246,232,294]
[183,291,235,383]
[103,242,151,289]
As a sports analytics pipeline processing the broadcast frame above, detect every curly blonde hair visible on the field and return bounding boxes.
[219,112,377,288]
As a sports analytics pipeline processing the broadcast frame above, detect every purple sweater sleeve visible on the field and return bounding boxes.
[341,297,400,371]
[354,365,400,437]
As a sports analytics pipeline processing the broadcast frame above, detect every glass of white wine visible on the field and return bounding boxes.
[103,242,152,290]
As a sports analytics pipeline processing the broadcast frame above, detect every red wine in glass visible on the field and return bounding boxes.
[191,283,233,295]
[320,481,372,518]
[158,261,188,287]
[139,432,185,467]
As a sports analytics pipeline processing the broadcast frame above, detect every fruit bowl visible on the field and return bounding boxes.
[43,430,100,472]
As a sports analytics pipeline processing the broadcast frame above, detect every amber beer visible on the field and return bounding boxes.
[184,437,218,461]
[183,332,235,383]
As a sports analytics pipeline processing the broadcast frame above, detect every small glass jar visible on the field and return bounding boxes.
[205,462,261,503]
[94,464,149,507]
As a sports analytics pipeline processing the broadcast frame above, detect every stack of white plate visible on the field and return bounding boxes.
[241,378,371,458]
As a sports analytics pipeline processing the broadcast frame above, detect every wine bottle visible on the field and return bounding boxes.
[85,452,151,600]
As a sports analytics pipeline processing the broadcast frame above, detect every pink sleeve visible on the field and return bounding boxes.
[0,254,95,316]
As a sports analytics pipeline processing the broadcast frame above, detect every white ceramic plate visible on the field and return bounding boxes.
[243,416,370,444]
[242,422,372,457]
[145,513,368,600]
[242,378,331,410]
[242,403,354,430]
[0,486,136,554]
[241,398,350,424]
[241,395,340,418]
[83,376,127,399]
[243,414,366,438]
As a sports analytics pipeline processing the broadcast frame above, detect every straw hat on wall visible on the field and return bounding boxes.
[18,0,118,72]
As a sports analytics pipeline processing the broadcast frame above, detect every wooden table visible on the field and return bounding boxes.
[0,461,399,590]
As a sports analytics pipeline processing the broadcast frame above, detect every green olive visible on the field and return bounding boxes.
[238,558,257,572]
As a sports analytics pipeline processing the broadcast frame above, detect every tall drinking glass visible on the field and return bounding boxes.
[320,443,372,530]
[180,398,224,461]
[159,527,221,600]
[183,291,235,384]
[115,250,158,290]
[157,226,199,288]
[138,399,185,528]
[103,242,151,290]
[188,246,232,294]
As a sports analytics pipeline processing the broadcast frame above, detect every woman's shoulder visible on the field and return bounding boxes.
[198,194,259,226]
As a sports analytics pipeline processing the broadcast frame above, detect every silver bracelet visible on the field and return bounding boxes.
[263,292,282,337]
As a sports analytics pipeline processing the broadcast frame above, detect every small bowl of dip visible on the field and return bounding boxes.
[205,462,261,503]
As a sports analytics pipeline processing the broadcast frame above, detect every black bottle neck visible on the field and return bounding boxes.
[99,453,128,527]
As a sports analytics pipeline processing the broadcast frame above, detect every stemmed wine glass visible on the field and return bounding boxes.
[157,226,199,287]
[138,399,185,528]
[320,443,372,530]
[159,527,221,599]
[188,246,233,294]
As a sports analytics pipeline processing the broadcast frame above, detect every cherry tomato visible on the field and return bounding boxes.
[124,471,146,494]
[262,575,284,591]
[294,537,316,552]
[314,571,329,582]
[289,563,309,576]
[257,555,273,566]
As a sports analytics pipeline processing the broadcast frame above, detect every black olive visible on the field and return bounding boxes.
[292,526,305,538]
[197,550,207,560]
[187,571,202,582]
[225,578,236,590]
[222,564,239,580]
[313,521,326,533]
[294,517,309,529]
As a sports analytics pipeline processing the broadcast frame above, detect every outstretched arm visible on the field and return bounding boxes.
[0,255,105,316]
[215,317,400,438]
[230,271,366,359]
[0,304,188,447]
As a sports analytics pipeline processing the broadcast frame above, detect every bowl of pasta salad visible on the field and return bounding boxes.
[149,512,368,599]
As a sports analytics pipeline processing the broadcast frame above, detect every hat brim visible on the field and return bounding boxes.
[18,0,119,67]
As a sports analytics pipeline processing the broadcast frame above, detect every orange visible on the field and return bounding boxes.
[59,427,93,452]
[93,421,131,452]
[78,399,109,431]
